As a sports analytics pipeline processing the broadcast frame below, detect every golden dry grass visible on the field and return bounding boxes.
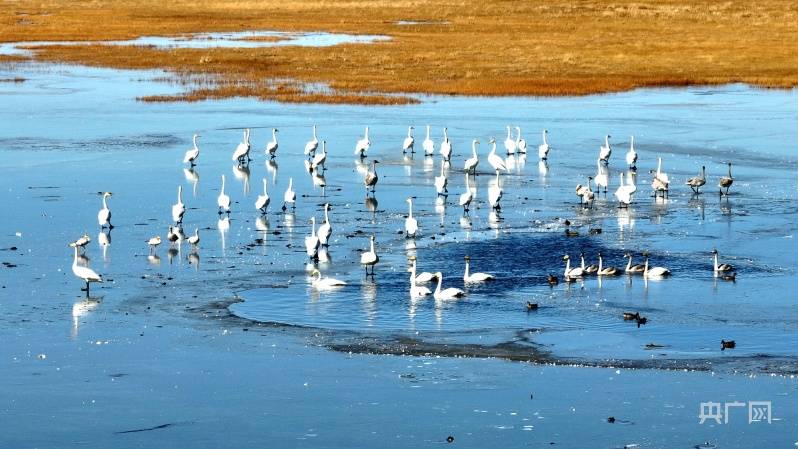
[2,1,798,104]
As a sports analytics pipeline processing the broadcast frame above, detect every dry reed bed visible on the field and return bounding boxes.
[2,1,798,104]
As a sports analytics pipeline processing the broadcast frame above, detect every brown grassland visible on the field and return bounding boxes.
[1,0,798,104]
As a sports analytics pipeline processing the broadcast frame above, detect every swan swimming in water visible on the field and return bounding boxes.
[183,134,200,166]
[624,253,645,274]
[217,175,231,215]
[310,269,346,290]
[71,245,102,295]
[580,252,599,275]
[410,256,436,284]
[712,249,734,273]
[422,125,435,156]
[403,126,415,154]
[433,272,466,300]
[97,192,113,229]
[405,197,419,238]
[597,252,620,276]
[409,257,432,297]
[562,255,584,279]
[463,256,495,283]
[266,128,278,159]
[643,252,671,278]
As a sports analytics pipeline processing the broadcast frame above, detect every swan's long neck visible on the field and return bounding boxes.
[435,275,442,294]
[408,200,413,218]
[581,255,586,270]
[369,238,375,254]
[472,140,477,157]
[177,185,183,203]
[408,126,413,138]
[263,178,268,194]
[410,261,417,288]
[221,175,226,194]
[312,125,317,140]
[506,126,511,139]
[657,158,662,175]
[324,205,329,222]
[495,171,500,184]
[322,141,327,154]
[605,135,610,147]
[713,253,719,271]
[564,258,571,277]
[102,194,108,209]
[443,128,449,141]
[364,127,369,140]
[626,256,632,271]
[543,130,548,145]
[644,257,649,276]
[311,218,316,237]
[193,134,198,149]
[272,129,277,141]
[426,125,430,139]
[72,246,79,267]
[464,260,470,279]
[701,166,706,179]
[516,127,522,142]
[728,163,732,177]
[630,135,634,151]
[288,178,293,190]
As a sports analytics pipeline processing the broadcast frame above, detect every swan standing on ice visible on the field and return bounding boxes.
[172,185,185,224]
[97,192,113,229]
[594,160,609,193]
[575,176,594,206]
[487,138,507,172]
[463,256,495,282]
[686,165,707,193]
[71,233,91,252]
[538,129,551,160]
[433,272,466,300]
[311,140,328,171]
[146,235,162,253]
[282,177,296,211]
[217,175,231,215]
[403,126,415,154]
[488,171,503,211]
[712,249,734,273]
[459,175,474,213]
[643,252,671,278]
[434,162,448,196]
[71,245,102,295]
[232,128,251,164]
[318,203,332,246]
[625,136,637,170]
[650,157,669,196]
[360,235,379,275]
[515,127,527,154]
[364,160,379,195]
[440,127,453,161]
[624,253,645,274]
[504,126,517,155]
[405,197,419,238]
[599,134,612,164]
[597,252,620,275]
[719,162,734,196]
[255,177,270,214]
[614,173,633,207]
[187,228,200,247]
[183,134,200,166]
[266,128,278,159]
[423,125,435,156]
[305,217,320,261]
[310,269,346,290]
[355,126,371,158]
[463,139,479,174]
[305,125,319,156]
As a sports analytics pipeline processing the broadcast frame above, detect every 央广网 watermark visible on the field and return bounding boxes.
[699,401,772,424]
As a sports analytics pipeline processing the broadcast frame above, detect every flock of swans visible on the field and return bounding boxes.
[69,124,738,298]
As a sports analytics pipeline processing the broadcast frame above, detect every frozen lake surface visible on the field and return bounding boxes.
[0,60,796,447]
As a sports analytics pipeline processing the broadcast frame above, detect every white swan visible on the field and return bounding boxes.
[686,165,706,193]
[403,126,415,153]
[515,126,527,154]
[463,139,479,174]
[459,174,473,213]
[183,133,200,166]
[599,134,612,164]
[146,235,162,253]
[597,252,620,276]
[71,245,102,294]
[624,253,645,274]
[434,162,448,196]
[70,232,91,251]
[355,126,371,158]
[504,125,517,155]
[305,216,320,260]
[433,272,465,300]
[187,228,200,246]
[488,171,503,210]
[712,249,734,273]
[576,177,594,205]
[719,162,734,196]
[364,160,379,194]
[282,177,296,211]
[643,253,671,278]
[172,185,185,224]
[614,172,633,207]
[318,203,332,246]
[487,138,507,172]
[232,128,251,163]
[625,135,637,169]
[311,140,328,171]
[410,256,436,284]
[304,124,319,156]
[563,254,583,279]
[266,128,278,158]
[217,175,231,215]
[405,197,419,237]
[423,125,435,156]
[440,127,452,161]
[594,159,609,193]
[538,129,551,160]
[409,257,432,297]
[310,269,347,290]
[360,235,379,275]
[464,256,495,282]
[255,177,270,213]
[97,192,113,229]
